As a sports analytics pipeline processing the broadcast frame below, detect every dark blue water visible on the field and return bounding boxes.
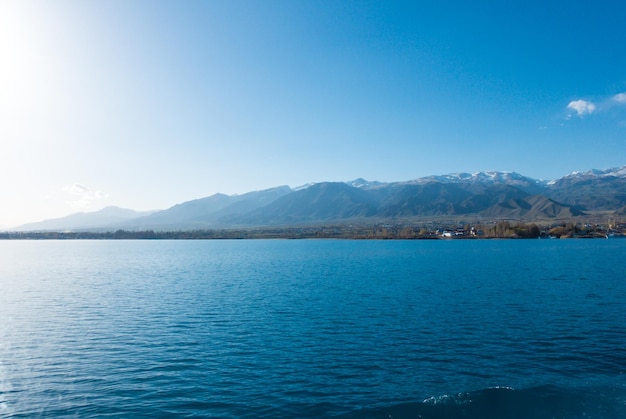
[1,239,625,418]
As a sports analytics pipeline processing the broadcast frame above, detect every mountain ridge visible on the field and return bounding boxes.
[13,207,157,232]
[10,166,626,231]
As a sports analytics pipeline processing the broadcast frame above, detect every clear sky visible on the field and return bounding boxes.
[2,0,626,227]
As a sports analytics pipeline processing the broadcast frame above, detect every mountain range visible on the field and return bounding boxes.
[12,166,626,232]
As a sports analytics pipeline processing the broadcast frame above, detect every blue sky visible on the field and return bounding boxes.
[1,0,626,226]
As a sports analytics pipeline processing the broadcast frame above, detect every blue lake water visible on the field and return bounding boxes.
[1,239,625,418]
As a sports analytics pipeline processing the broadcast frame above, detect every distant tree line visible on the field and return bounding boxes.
[474,222,541,238]
[0,221,617,240]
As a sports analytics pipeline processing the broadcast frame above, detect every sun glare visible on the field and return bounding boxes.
[0,1,65,131]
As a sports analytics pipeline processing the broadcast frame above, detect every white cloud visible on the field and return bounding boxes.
[567,99,596,117]
[61,183,108,209]
[613,92,626,103]
[565,92,626,120]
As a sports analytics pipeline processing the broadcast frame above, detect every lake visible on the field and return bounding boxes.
[1,239,625,418]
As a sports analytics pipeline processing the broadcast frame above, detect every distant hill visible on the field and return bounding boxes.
[114,186,292,230]
[12,166,626,231]
[480,195,583,219]
[229,182,379,225]
[546,167,626,211]
[13,207,156,231]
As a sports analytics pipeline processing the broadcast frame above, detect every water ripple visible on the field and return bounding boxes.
[1,239,625,417]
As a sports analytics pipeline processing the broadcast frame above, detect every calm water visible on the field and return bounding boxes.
[1,239,625,418]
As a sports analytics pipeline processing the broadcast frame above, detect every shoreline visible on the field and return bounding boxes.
[0,228,621,241]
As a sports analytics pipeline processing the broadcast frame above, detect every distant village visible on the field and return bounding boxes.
[2,219,625,240]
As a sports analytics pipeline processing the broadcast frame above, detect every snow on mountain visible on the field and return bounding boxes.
[345,178,384,188]
[408,171,541,186]
[547,165,626,185]
[572,166,626,178]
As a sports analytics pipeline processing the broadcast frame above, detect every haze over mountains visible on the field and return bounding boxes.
[12,166,626,232]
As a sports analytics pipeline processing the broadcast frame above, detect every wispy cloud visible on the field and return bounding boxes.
[567,99,596,117]
[61,183,108,209]
[613,92,626,103]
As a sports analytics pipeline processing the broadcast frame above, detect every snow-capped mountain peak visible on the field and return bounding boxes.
[410,171,538,186]
[345,178,384,188]
[551,166,626,184]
